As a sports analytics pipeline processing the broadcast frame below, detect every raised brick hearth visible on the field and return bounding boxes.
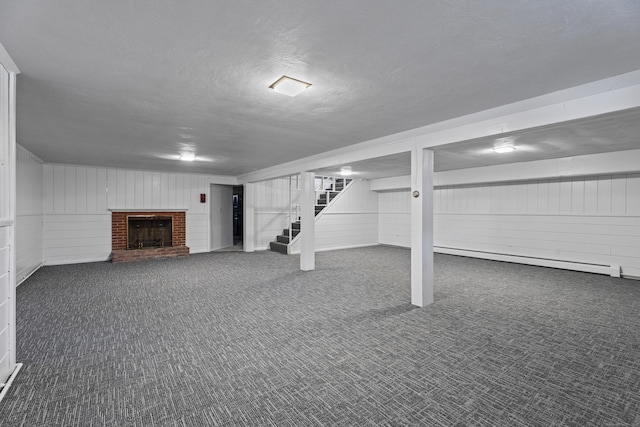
[111,210,189,263]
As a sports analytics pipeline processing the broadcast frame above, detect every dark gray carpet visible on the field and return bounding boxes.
[1,246,639,426]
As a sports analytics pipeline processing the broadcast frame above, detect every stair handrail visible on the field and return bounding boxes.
[287,176,354,248]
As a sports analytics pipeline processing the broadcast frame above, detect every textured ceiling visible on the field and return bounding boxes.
[1,1,640,175]
[315,108,640,179]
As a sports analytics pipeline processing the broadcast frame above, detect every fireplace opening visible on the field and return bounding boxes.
[128,215,173,249]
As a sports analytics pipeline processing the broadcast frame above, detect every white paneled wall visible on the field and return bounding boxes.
[0,58,15,386]
[378,190,411,247]
[253,177,293,250]
[378,174,640,278]
[290,179,379,253]
[42,164,234,264]
[0,227,11,380]
[16,145,44,282]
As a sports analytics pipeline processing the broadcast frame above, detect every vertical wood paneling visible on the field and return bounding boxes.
[75,166,87,213]
[134,171,144,209]
[125,170,135,207]
[64,166,76,213]
[433,186,441,213]
[116,169,126,209]
[627,174,640,215]
[96,168,107,212]
[151,172,161,209]
[180,174,190,209]
[53,165,65,213]
[559,179,572,214]
[611,176,627,215]
[167,173,177,208]
[16,145,44,282]
[499,184,509,212]
[513,183,525,213]
[453,187,464,212]
[142,171,152,207]
[466,186,477,213]
[40,163,226,263]
[479,186,491,213]
[548,180,560,214]
[538,181,549,214]
[160,173,169,209]
[526,182,538,213]
[378,190,411,247]
[107,169,117,209]
[17,146,43,215]
[190,175,200,212]
[382,173,640,277]
[584,178,598,215]
[43,165,54,213]
[597,176,612,215]
[571,179,585,214]
[253,177,291,250]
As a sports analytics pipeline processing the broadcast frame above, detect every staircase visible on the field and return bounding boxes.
[269,177,352,254]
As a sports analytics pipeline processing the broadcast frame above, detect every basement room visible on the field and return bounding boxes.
[1,2,639,426]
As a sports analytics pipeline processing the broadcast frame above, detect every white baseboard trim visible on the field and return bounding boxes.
[289,243,379,255]
[45,256,110,266]
[379,244,635,279]
[435,247,615,276]
[0,363,23,403]
[17,263,45,286]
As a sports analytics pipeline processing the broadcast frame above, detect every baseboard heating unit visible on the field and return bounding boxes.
[434,247,621,278]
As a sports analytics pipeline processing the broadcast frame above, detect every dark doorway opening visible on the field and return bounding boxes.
[233,186,243,246]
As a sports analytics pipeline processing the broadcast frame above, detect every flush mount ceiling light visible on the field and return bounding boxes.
[493,136,516,153]
[179,152,196,161]
[269,75,312,97]
[493,145,516,153]
[340,167,353,176]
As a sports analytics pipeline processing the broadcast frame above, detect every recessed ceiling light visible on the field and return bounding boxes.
[493,145,516,153]
[179,152,196,161]
[269,75,312,97]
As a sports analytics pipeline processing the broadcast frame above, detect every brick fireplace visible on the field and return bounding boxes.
[111,210,189,263]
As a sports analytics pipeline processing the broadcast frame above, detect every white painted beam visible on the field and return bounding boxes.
[410,148,434,307]
[300,172,315,271]
[435,149,640,187]
[238,71,640,184]
[370,175,411,192]
[371,148,640,190]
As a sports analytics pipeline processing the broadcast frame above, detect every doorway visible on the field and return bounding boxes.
[232,185,243,248]
[209,184,244,252]
[209,184,233,251]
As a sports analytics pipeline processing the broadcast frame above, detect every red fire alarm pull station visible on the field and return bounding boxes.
[200,193,206,203]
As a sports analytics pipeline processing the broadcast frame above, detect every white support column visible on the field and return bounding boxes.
[300,171,315,271]
[410,147,434,307]
[243,182,255,252]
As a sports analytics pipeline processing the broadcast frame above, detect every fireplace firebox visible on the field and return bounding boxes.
[128,215,173,249]
[111,210,189,263]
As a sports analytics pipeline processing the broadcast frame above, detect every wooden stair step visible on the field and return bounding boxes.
[276,235,290,244]
[269,241,288,254]
[282,228,300,237]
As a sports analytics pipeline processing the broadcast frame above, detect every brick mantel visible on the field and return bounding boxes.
[111,210,189,263]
